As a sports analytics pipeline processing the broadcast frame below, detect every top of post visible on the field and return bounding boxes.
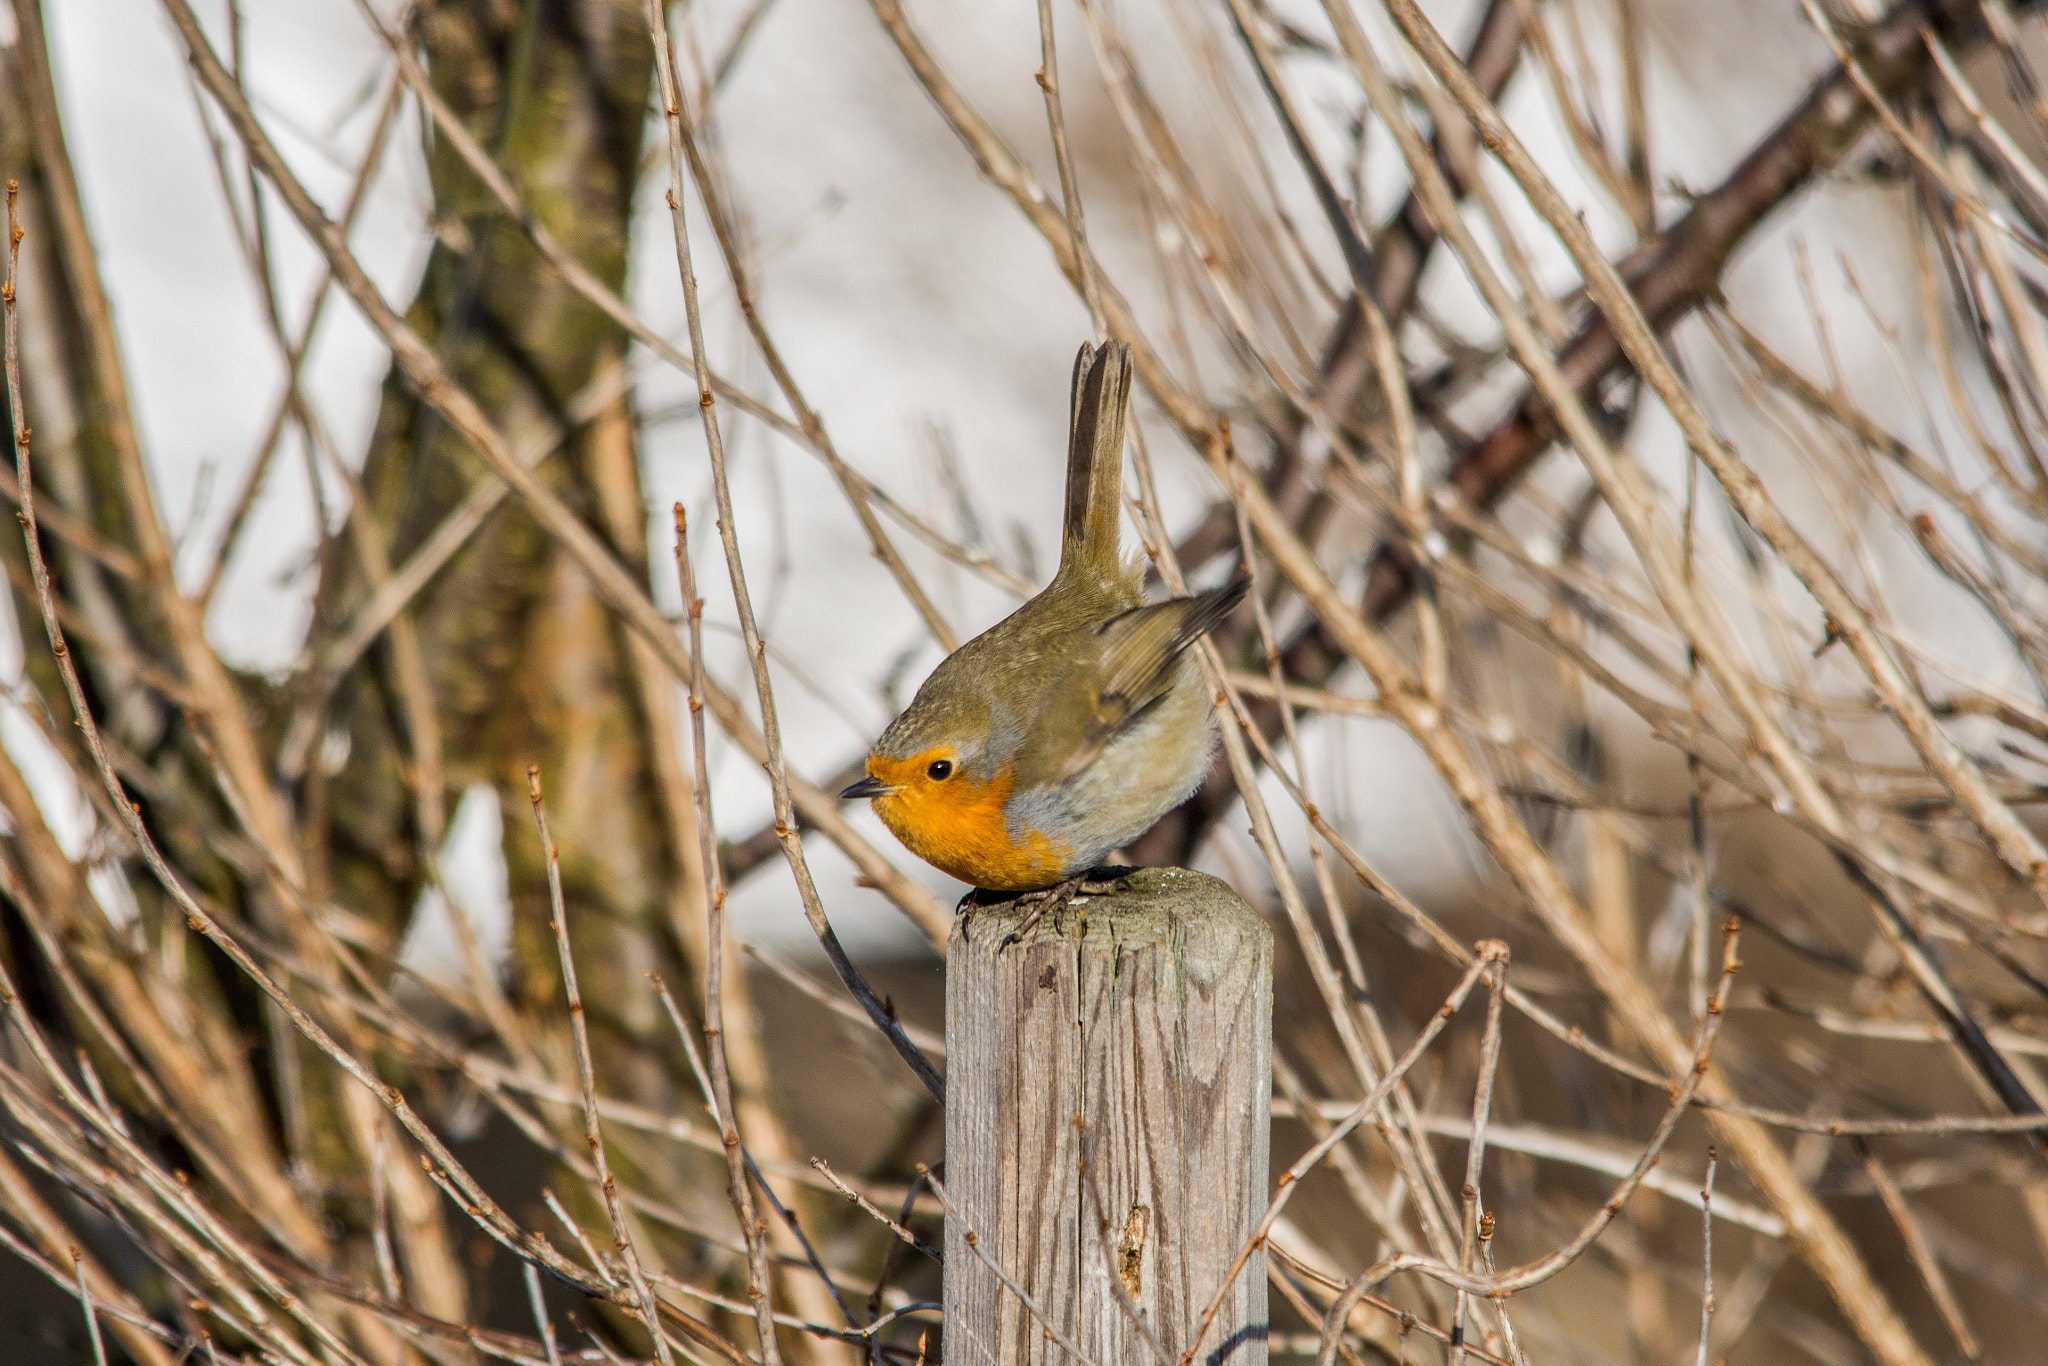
[954,866,1264,954]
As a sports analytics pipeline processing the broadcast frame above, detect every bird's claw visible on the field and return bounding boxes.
[994,869,1130,948]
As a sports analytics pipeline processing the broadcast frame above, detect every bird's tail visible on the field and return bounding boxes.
[1058,340,1133,582]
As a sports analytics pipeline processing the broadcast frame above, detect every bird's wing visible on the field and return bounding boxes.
[1049,575,1249,783]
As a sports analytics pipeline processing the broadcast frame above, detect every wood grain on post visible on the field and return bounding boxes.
[944,867,1272,1366]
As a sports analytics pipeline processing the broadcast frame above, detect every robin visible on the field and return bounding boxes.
[841,340,1247,892]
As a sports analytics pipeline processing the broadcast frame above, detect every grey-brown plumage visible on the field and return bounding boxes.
[844,341,1247,889]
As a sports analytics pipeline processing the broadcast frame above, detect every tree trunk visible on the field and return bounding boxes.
[312,3,840,1354]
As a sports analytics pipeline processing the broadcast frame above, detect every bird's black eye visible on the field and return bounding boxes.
[927,759,954,781]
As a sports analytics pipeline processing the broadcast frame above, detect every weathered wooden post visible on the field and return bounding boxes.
[944,867,1272,1366]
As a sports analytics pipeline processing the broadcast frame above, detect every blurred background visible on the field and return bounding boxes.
[5,0,2048,1360]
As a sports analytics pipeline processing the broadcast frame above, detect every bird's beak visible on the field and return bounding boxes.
[840,775,891,800]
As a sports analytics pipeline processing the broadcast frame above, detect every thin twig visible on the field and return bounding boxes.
[1697,1147,1717,1366]
[921,1169,1102,1366]
[528,766,679,1366]
[1311,919,1745,1366]
[72,1245,108,1366]
[525,1261,563,1366]
[1452,954,1510,1366]
[650,969,860,1330]
[1183,946,1506,1366]
[1858,1141,1983,1361]
[163,0,952,945]
[811,1159,941,1264]
[662,498,781,1366]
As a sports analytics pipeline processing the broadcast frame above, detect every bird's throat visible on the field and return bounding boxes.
[873,761,1069,891]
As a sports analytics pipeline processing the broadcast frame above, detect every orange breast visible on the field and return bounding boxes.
[869,756,1070,890]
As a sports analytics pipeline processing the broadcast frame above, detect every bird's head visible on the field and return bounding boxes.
[840,692,1064,889]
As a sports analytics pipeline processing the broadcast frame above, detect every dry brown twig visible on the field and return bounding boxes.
[529,764,681,1366]
[14,0,2048,1360]
[7,167,747,1366]
[1310,918,1745,1366]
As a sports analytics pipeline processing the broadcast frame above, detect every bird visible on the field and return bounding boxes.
[840,340,1247,893]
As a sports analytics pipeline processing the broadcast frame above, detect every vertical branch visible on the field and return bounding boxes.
[1037,0,1106,336]
[1696,1147,1717,1366]
[644,0,943,1080]
[13,174,677,1333]
[1857,1142,1983,1362]
[638,10,957,654]
[667,506,783,1366]
[1451,955,1508,1366]
[0,1151,173,1366]
[71,1247,109,1366]
[528,767,678,1366]
[8,0,302,884]
[526,1261,565,1366]
[163,0,951,951]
